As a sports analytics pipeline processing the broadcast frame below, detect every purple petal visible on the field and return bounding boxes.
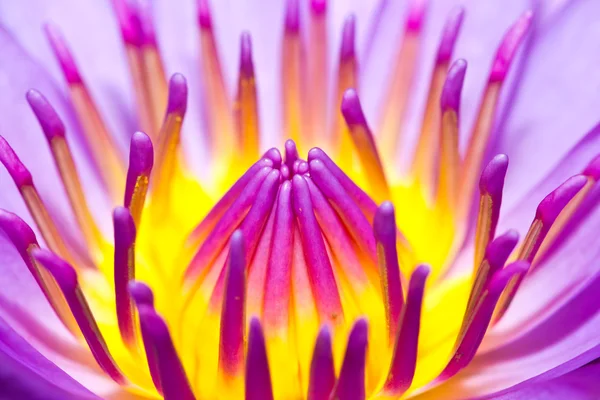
[483,361,600,400]
[0,313,99,399]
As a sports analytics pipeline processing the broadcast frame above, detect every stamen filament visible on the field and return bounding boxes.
[198,0,236,163]
[0,136,74,263]
[333,15,358,168]
[495,174,587,321]
[458,12,532,220]
[150,74,187,220]
[218,231,246,398]
[473,155,508,267]
[306,0,328,149]
[374,202,404,345]
[124,131,154,227]
[33,249,126,384]
[341,89,390,203]
[246,318,274,400]
[235,33,260,162]
[113,207,137,351]
[44,23,126,200]
[412,8,464,195]
[0,211,78,334]
[282,0,304,149]
[382,265,429,396]
[27,90,105,261]
[379,0,427,164]
[332,319,368,399]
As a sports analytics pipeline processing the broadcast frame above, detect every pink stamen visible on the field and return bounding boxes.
[374,202,404,345]
[382,265,429,396]
[33,249,126,384]
[246,318,274,400]
[332,319,368,399]
[292,174,344,326]
[113,207,137,350]
[341,89,390,203]
[474,154,509,267]
[308,327,336,400]
[218,231,246,392]
[124,131,154,227]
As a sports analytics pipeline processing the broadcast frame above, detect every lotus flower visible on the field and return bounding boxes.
[1,0,600,399]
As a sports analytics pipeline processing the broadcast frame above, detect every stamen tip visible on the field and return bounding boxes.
[413,264,431,283]
[32,249,78,291]
[341,89,366,126]
[0,209,37,250]
[406,0,427,32]
[113,206,136,244]
[536,174,587,224]
[197,0,213,29]
[479,154,509,196]
[437,6,465,63]
[128,280,155,307]
[167,73,188,115]
[43,23,82,84]
[113,0,143,46]
[583,154,600,181]
[129,131,154,175]
[311,0,327,15]
[340,15,356,60]
[490,10,533,82]
[441,59,467,113]
[285,0,300,32]
[373,201,395,239]
[263,148,282,169]
[26,89,66,140]
[485,230,519,269]
[0,136,33,188]
[240,32,255,77]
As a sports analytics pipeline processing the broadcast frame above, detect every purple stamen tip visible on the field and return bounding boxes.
[245,318,274,400]
[285,0,300,33]
[0,209,37,251]
[412,264,431,285]
[284,139,299,169]
[340,15,356,61]
[139,0,158,46]
[308,326,335,399]
[536,174,587,225]
[167,73,188,115]
[197,0,213,29]
[113,206,136,245]
[311,0,327,15]
[341,89,367,126]
[485,230,519,269]
[262,148,282,169]
[112,0,143,46]
[240,32,255,77]
[583,154,600,181]
[441,59,467,113]
[129,131,154,175]
[26,89,66,140]
[437,6,465,63]
[32,248,78,292]
[334,318,368,399]
[405,0,427,32]
[128,280,155,307]
[373,201,395,240]
[0,136,33,188]
[43,23,82,84]
[490,10,533,82]
[479,154,509,196]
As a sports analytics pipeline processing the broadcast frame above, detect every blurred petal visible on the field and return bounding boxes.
[0,27,112,237]
[0,0,137,149]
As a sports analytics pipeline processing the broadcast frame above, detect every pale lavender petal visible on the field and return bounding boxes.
[0,28,112,237]
[0,0,137,148]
